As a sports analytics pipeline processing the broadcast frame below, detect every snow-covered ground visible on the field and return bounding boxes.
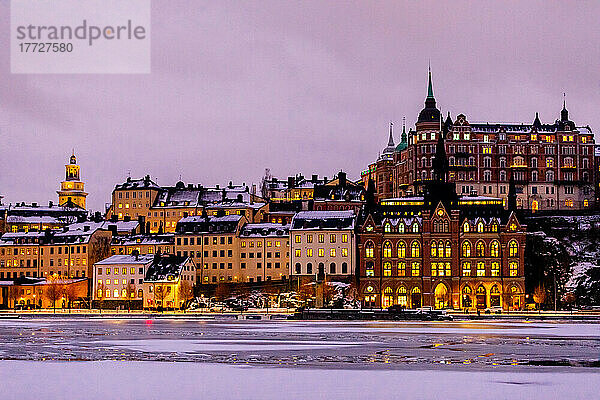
[1,360,599,400]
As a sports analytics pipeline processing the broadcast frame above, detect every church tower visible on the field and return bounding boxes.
[57,151,88,209]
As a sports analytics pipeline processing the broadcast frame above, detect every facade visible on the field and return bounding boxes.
[290,210,356,283]
[110,234,175,256]
[357,121,526,311]
[142,255,195,309]
[238,223,290,283]
[0,222,112,282]
[313,171,366,212]
[0,201,87,234]
[93,254,155,306]
[57,152,88,209]
[0,276,88,309]
[106,178,266,233]
[261,173,329,203]
[365,70,596,211]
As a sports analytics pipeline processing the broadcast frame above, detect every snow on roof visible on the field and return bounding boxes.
[292,210,355,230]
[95,254,155,265]
[240,223,290,237]
[144,256,189,282]
[111,234,174,246]
[6,215,62,224]
[115,177,160,190]
[178,214,242,224]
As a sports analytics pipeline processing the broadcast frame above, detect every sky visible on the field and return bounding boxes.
[1,1,599,211]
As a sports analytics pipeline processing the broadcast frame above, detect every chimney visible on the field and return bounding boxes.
[124,215,131,222]
[132,249,139,260]
[338,171,347,188]
[127,177,131,182]
[32,202,38,207]
[216,184,220,189]
[312,174,318,183]
[287,176,295,189]
[48,201,53,207]
[138,215,146,234]
[222,189,226,202]
[108,224,117,236]
[188,184,193,189]
[110,215,118,223]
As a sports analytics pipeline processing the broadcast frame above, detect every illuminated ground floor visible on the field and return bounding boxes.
[359,277,525,311]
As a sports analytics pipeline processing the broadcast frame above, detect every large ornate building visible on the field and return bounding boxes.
[364,70,596,211]
[357,121,526,311]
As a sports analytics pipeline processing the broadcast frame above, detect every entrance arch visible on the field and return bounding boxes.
[434,283,450,309]
[461,285,472,309]
[476,285,487,309]
[382,287,393,308]
[532,200,539,213]
[490,285,501,308]
[411,287,421,309]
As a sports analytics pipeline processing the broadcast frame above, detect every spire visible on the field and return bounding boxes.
[561,92,569,121]
[427,62,434,99]
[387,121,395,147]
[533,112,542,129]
[401,117,407,143]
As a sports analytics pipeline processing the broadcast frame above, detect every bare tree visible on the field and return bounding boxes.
[7,285,19,310]
[44,276,65,313]
[178,280,194,310]
[62,283,79,313]
[153,284,170,311]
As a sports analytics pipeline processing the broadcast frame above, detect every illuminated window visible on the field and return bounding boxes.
[330,248,336,257]
[365,241,374,258]
[398,223,405,233]
[397,241,406,258]
[318,234,324,243]
[383,241,392,258]
[307,249,313,257]
[97,289,103,298]
[397,261,406,276]
[477,262,485,277]
[476,241,485,257]
[463,222,470,232]
[509,261,518,276]
[462,262,471,276]
[490,241,499,257]
[412,223,419,233]
[491,262,500,277]
[411,262,420,276]
[384,222,391,233]
[411,241,420,258]
[306,235,313,243]
[113,289,119,297]
[341,234,348,243]
[295,249,301,257]
[318,249,324,257]
[341,248,348,257]
[445,240,451,258]
[431,241,437,258]
[477,221,484,233]
[462,241,471,257]
[383,262,392,277]
[508,240,518,257]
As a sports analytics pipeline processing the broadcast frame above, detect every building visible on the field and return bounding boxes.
[110,234,175,256]
[93,254,155,308]
[238,223,290,283]
[0,221,112,284]
[0,276,88,309]
[175,214,247,284]
[357,125,526,311]
[106,178,266,233]
[57,152,88,209]
[366,69,596,211]
[142,255,195,310]
[289,210,356,285]
[313,171,365,212]
[0,201,88,234]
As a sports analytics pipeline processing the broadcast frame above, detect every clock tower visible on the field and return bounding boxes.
[57,151,88,209]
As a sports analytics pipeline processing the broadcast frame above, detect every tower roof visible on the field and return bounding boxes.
[382,122,396,155]
[417,65,441,124]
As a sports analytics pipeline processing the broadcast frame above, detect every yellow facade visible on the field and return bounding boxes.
[57,153,87,209]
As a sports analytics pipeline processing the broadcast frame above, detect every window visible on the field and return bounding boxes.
[341,234,348,243]
[463,222,470,233]
[411,262,420,276]
[462,241,471,257]
[444,241,451,258]
[318,249,324,257]
[365,261,374,277]
[307,249,313,257]
[365,241,374,258]
[330,248,336,257]
[412,223,419,233]
[318,234,324,243]
[477,221,484,233]
[397,241,406,258]
[411,241,420,258]
[491,262,500,277]
[383,262,392,277]
[509,261,518,276]
[383,241,392,258]
[329,263,336,274]
[509,240,518,257]
[490,241,499,257]
[397,261,406,276]
[476,241,485,257]
[295,249,301,257]
[462,262,471,276]
[431,241,437,258]
[384,223,391,233]
[477,262,485,277]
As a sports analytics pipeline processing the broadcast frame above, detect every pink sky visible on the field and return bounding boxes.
[1,1,599,211]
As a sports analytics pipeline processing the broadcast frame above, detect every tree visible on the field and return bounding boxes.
[178,280,194,310]
[153,284,170,311]
[7,285,19,310]
[44,275,65,313]
[62,282,79,313]
[297,283,315,308]
[533,284,546,313]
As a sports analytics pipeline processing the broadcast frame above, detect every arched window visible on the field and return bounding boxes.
[445,240,451,258]
[397,241,406,258]
[383,241,392,258]
[430,241,437,258]
[412,222,419,233]
[463,221,470,232]
[329,263,336,274]
[383,287,393,308]
[411,241,421,258]
[295,263,301,274]
[491,262,500,276]
[476,241,485,257]
[365,241,374,258]
[490,241,499,257]
[462,241,471,257]
[477,221,484,233]
[397,261,406,276]
[397,286,408,307]
[137,289,143,298]
[462,262,471,276]
[508,240,518,257]
[491,222,498,232]
[383,262,392,277]
[509,261,518,276]
[398,223,405,233]
[546,170,555,181]
[384,222,391,233]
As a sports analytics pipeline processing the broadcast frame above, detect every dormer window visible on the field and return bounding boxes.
[384,223,391,233]
[463,222,470,233]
